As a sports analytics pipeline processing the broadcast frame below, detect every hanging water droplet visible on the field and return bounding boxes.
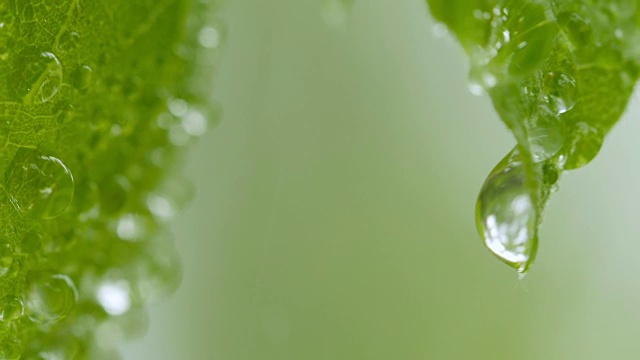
[542,163,559,186]
[6,149,75,219]
[476,149,538,273]
[25,273,78,324]
[543,72,577,115]
[0,295,24,322]
[563,122,604,170]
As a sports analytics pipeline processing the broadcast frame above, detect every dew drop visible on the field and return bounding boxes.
[6,149,75,219]
[543,72,577,115]
[181,108,208,136]
[97,280,132,316]
[0,339,21,360]
[20,52,63,105]
[563,122,604,170]
[168,98,189,117]
[0,243,14,277]
[0,295,24,322]
[198,26,220,49]
[25,273,78,324]
[73,65,93,90]
[542,163,559,186]
[116,214,149,242]
[527,114,565,162]
[476,149,538,273]
[146,194,175,220]
[468,68,497,95]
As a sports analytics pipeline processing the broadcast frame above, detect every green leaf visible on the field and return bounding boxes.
[0,0,220,356]
[426,0,640,274]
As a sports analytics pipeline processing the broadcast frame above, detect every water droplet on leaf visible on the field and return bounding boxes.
[6,149,75,219]
[543,72,577,115]
[73,65,93,90]
[97,280,132,316]
[527,114,565,162]
[0,295,24,322]
[25,273,78,324]
[198,26,220,49]
[16,51,63,105]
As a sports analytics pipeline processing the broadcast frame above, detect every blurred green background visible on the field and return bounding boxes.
[123,0,640,359]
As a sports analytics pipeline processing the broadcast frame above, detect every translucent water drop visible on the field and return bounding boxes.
[181,108,208,136]
[476,149,538,273]
[6,149,75,219]
[13,49,63,104]
[542,163,559,186]
[97,280,131,316]
[527,114,565,162]
[198,26,220,49]
[563,122,604,170]
[32,338,81,360]
[543,72,577,115]
[146,194,175,220]
[0,340,21,360]
[25,273,78,324]
[29,52,63,105]
[432,23,449,39]
[116,214,149,242]
[73,65,93,90]
[0,243,14,277]
[168,98,189,117]
[468,68,497,95]
[0,295,24,321]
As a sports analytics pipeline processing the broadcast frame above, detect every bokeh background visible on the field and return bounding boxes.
[122,0,640,359]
